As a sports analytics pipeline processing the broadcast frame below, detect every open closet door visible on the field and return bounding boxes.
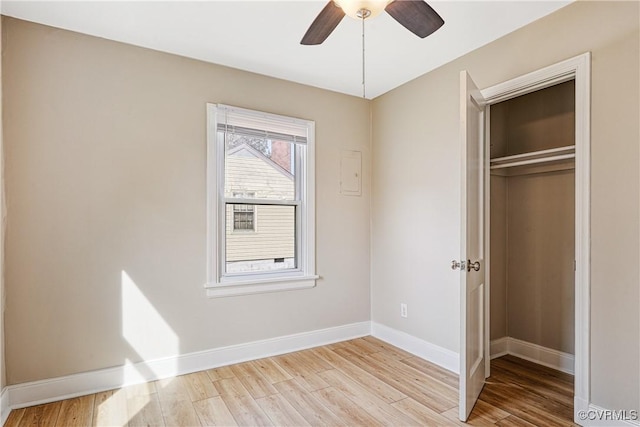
[458,70,486,421]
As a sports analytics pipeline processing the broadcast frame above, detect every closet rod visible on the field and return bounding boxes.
[490,145,575,164]
[490,153,575,170]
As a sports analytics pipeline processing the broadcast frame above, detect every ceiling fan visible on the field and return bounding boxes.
[301,0,445,45]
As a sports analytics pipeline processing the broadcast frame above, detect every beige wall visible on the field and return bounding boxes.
[372,0,639,412]
[2,17,371,385]
[489,177,507,340]
[506,170,575,354]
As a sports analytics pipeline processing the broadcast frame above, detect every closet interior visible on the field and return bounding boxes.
[488,80,576,372]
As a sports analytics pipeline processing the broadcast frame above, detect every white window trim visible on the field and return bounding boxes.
[205,103,318,298]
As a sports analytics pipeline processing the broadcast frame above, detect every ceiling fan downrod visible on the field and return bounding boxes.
[359,9,368,98]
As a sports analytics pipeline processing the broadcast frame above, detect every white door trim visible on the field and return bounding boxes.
[479,52,591,425]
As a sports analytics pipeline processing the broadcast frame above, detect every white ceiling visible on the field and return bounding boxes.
[1,1,572,99]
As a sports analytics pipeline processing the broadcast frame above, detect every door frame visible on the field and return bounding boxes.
[478,52,591,423]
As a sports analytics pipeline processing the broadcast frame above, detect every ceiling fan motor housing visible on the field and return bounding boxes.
[334,0,392,20]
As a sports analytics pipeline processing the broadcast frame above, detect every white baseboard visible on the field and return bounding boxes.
[370,322,459,374]
[490,337,509,359]
[490,337,574,375]
[1,387,9,426]
[6,321,371,410]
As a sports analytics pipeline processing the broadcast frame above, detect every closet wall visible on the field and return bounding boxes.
[489,81,576,355]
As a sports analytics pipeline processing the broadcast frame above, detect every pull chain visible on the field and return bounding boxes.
[361,13,366,99]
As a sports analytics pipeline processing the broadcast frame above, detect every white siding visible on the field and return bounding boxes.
[225,149,294,200]
[225,148,295,262]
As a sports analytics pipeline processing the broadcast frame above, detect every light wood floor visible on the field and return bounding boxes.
[4,337,575,426]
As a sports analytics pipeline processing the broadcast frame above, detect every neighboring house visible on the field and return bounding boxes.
[224,142,295,272]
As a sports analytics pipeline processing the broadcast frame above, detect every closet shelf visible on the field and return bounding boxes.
[490,145,575,170]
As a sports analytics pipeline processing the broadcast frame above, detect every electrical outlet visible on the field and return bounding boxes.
[400,303,408,318]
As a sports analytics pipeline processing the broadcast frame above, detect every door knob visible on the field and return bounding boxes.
[467,260,481,272]
[451,260,466,270]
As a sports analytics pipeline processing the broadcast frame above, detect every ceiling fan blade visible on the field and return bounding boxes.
[301,1,345,45]
[385,0,444,38]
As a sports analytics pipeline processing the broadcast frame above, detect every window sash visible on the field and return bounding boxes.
[223,203,299,278]
[219,134,303,278]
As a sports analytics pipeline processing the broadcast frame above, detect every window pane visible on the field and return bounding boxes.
[224,133,295,201]
[225,204,296,273]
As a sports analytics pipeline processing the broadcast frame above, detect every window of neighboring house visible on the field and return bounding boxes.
[232,192,255,232]
[206,104,318,297]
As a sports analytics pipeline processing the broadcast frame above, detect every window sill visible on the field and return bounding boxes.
[205,275,319,298]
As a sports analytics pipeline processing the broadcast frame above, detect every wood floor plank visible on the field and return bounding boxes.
[3,408,26,427]
[228,359,279,399]
[361,336,415,359]
[127,392,165,427]
[55,394,95,427]
[295,348,335,373]
[237,371,279,400]
[250,357,293,384]
[493,356,574,389]
[255,394,311,427]
[229,361,258,378]
[124,381,158,398]
[182,371,219,402]
[93,389,129,427]
[325,341,348,350]
[157,377,200,426]
[156,376,191,402]
[495,414,540,427]
[214,377,252,398]
[486,370,574,418]
[220,394,273,426]
[441,400,511,426]
[159,399,200,427]
[18,401,62,427]
[272,353,330,392]
[334,347,457,413]
[193,396,238,426]
[340,338,382,355]
[488,369,573,407]
[215,377,273,426]
[206,365,236,382]
[490,357,574,401]
[497,355,574,385]
[272,378,346,426]
[317,368,419,426]
[392,397,457,426]
[369,349,459,402]
[312,386,386,427]
[310,346,407,404]
[479,383,574,427]
[400,356,459,389]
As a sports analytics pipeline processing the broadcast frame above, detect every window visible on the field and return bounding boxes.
[232,192,255,231]
[206,104,317,297]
